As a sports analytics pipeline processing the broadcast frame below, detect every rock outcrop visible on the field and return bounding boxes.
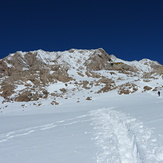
[0,48,162,102]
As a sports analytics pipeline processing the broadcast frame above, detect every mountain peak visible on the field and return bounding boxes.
[0,48,162,103]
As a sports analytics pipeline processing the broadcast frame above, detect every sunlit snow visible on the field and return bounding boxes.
[1,49,163,163]
[0,89,163,163]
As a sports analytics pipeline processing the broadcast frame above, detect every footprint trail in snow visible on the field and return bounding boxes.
[1,107,163,163]
[90,108,163,163]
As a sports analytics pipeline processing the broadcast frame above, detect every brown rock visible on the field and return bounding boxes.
[86,97,92,100]
[143,86,152,91]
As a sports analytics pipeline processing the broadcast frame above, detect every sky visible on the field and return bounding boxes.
[0,0,163,64]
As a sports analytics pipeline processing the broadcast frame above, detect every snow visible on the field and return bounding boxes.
[3,60,13,68]
[32,49,95,69]
[46,82,69,93]
[112,55,160,73]
[0,90,163,163]
[1,49,163,162]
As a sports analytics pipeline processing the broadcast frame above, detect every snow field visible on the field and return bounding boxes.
[0,113,97,163]
[0,92,163,162]
[90,108,163,163]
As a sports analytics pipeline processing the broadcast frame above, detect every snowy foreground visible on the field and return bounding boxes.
[0,91,163,163]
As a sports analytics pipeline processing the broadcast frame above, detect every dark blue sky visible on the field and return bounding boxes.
[0,0,163,63]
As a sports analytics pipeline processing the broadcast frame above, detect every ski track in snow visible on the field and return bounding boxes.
[0,115,90,143]
[90,108,163,163]
[1,108,163,163]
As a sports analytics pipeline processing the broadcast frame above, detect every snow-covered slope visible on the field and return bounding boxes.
[0,48,163,103]
[0,48,163,162]
[0,90,163,163]
[111,55,161,73]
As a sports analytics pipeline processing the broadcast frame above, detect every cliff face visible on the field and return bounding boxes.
[0,48,162,102]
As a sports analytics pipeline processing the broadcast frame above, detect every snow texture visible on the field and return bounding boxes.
[0,91,163,163]
[0,49,163,162]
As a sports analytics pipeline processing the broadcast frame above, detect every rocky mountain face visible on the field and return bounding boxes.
[0,48,163,103]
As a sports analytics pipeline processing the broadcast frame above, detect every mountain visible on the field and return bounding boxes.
[1,48,163,163]
[0,48,163,104]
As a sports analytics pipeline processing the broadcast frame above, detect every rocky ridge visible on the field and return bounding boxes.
[0,48,163,104]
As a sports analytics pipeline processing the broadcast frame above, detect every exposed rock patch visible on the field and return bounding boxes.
[143,86,152,91]
[84,48,112,71]
[118,83,138,95]
[0,48,162,102]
